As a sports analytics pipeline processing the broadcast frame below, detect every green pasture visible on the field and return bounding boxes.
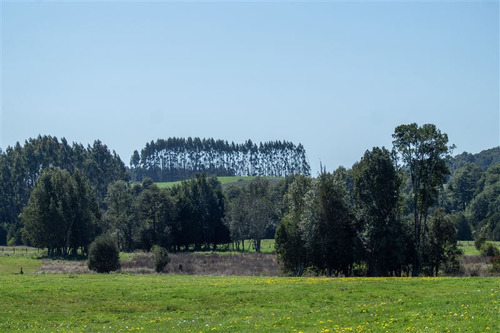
[0,256,42,274]
[458,241,500,256]
[156,176,281,189]
[0,245,499,332]
[0,274,498,332]
[0,247,45,274]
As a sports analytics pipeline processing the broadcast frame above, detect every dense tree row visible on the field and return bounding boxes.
[130,138,310,182]
[442,163,500,241]
[441,147,500,242]
[447,147,500,173]
[0,135,128,245]
[22,172,230,253]
[21,168,99,256]
[105,175,286,253]
[1,127,498,278]
[276,124,461,277]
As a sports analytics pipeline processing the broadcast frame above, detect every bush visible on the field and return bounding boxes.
[491,256,500,273]
[88,235,121,273]
[474,235,487,250]
[152,245,170,273]
[480,242,500,257]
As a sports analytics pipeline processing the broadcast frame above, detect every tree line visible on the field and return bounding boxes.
[276,124,497,277]
[0,135,128,245]
[22,170,291,256]
[130,137,310,182]
[442,162,500,242]
[1,126,498,278]
[0,135,298,251]
[21,172,232,255]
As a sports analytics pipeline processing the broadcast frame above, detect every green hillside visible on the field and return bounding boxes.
[156,176,282,189]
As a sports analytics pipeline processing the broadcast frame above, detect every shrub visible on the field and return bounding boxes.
[491,256,500,273]
[152,245,170,273]
[88,235,121,273]
[480,242,500,257]
[474,235,487,250]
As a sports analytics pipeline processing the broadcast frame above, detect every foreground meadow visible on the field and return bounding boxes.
[0,274,499,332]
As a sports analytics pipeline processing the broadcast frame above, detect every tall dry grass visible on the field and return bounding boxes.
[39,252,499,277]
[40,252,282,276]
[459,255,497,277]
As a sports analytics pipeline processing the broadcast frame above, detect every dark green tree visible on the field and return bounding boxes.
[70,170,100,255]
[301,170,358,276]
[353,147,405,276]
[174,175,229,251]
[0,136,128,244]
[447,163,482,212]
[275,175,311,276]
[392,123,454,276]
[467,164,500,240]
[136,179,174,250]
[84,140,129,207]
[21,168,98,256]
[454,213,472,241]
[152,245,171,273]
[87,234,121,273]
[104,180,138,252]
[426,209,460,276]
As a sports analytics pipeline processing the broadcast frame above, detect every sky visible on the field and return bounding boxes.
[1,0,499,175]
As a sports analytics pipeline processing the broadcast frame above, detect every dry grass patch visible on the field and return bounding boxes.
[39,259,92,274]
[40,252,282,276]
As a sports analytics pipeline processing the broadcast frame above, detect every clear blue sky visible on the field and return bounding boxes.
[1,1,498,174]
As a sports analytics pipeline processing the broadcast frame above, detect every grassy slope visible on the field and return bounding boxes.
[0,273,499,332]
[156,176,281,189]
[458,241,500,256]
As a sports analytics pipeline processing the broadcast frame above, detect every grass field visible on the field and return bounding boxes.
[0,255,42,274]
[0,247,45,274]
[156,176,281,189]
[0,274,498,332]
[1,245,499,331]
[458,241,500,256]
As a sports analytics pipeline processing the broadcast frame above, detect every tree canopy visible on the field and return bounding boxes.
[21,167,99,256]
[130,137,310,182]
[392,123,454,276]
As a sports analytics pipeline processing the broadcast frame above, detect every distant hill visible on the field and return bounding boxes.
[447,147,500,174]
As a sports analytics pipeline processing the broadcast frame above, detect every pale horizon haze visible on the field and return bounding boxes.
[1,0,499,175]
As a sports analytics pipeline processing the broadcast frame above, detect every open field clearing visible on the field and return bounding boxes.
[0,247,499,331]
[0,256,42,274]
[155,176,281,189]
[457,241,500,256]
[0,274,499,332]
